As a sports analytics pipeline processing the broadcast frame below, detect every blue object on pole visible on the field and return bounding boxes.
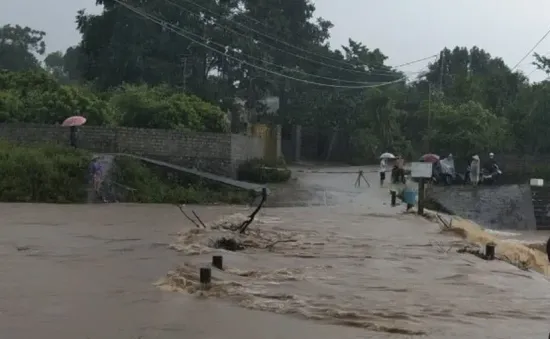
[403,188,418,205]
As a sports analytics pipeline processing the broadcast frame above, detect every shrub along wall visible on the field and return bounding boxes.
[0,143,91,202]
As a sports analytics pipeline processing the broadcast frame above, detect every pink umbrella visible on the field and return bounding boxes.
[419,153,440,163]
[62,115,87,127]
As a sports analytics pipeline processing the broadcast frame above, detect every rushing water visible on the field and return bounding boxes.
[0,166,549,338]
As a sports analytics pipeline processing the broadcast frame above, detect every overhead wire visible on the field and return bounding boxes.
[113,0,410,89]
[179,0,437,72]
[511,25,550,71]
[152,1,416,84]
[165,0,436,77]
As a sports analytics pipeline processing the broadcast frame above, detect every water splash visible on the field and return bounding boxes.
[156,262,426,335]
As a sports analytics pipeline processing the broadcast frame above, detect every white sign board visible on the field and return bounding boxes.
[410,162,432,178]
[530,178,544,187]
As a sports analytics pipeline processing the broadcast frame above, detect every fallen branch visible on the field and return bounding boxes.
[430,240,453,254]
[192,210,206,228]
[177,205,203,228]
[238,188,267,234]
[436,213,453,230]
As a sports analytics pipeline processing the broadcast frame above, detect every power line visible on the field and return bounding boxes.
[147,3,409,84]
[114,0,408,89]
[167,0,436,76]
[511,25,550,71]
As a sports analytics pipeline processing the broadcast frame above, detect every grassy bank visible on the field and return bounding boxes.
[0,143,252,204]
[111,156,251,204]
[0,143,91,202]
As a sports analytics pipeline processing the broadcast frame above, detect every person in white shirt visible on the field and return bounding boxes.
[379,158,387,186]
[470,155,480,186]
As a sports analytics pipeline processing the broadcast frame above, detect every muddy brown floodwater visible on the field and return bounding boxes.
[0,166,549,338]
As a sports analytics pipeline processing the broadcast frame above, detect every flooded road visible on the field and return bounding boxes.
[1,166,549,338]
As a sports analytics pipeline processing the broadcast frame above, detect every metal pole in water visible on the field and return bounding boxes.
[418,178,425,215]
[546,237,550,262]
[212,255,223,270]
[199,267,211,289]
[390,190,397,207]
[485,243,495,260]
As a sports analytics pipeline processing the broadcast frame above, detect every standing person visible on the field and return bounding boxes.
[391,156,405,184]
[469,155,480,187]
[70,126,78,148]
[89,157,104,201]
[379,157,387,186]
[396,156,406,184]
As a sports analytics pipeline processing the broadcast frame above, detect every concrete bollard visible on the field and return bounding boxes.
[199,267,211,289]
[212,255,223,270]
[390,190,397,207]
[485,243,495,260]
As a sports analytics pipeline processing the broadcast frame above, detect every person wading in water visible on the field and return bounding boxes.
[89,157,105,202]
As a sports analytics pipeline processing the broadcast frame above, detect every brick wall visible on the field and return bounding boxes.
[0,123,264,177]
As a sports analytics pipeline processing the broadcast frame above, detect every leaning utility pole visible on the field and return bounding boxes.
[427,83,432,152]
[180,49,192,93]
[439,50,445,92]
[181,56,188,93]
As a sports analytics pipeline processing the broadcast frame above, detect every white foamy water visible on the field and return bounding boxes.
[161,203,550,337]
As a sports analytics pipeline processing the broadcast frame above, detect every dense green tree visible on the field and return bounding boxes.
[0,24,46,71]
[109,84,228,131]
[3,0,550,165]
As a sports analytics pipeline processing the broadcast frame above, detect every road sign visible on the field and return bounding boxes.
[411,162,432,178]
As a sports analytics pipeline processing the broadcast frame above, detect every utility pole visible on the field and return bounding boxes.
[439,50,445,92]
[181,56,188,93]
[180,46,193,93]
[426,83,432,152]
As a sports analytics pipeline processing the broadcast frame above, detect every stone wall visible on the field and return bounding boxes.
[429,184,537,231]
[230,134,264,174]
[0,123,264,177]
[531,186,550,230]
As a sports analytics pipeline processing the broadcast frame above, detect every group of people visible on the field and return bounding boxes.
[378,151,499,187]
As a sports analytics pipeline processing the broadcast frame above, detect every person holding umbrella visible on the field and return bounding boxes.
[62,115,87,148]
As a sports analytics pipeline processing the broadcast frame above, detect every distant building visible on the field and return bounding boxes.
[230,96,279,132]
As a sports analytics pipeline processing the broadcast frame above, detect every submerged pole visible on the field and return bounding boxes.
[212,255,223,270]
[417,178,425,215]
[199,267,211,289]
[485,243,495,260]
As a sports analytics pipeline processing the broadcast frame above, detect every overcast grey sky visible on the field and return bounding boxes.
[2,0,550,81]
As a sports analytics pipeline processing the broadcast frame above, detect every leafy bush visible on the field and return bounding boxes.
[111,156,250,204]
[237,157,291,184]
[0,142,90,202]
